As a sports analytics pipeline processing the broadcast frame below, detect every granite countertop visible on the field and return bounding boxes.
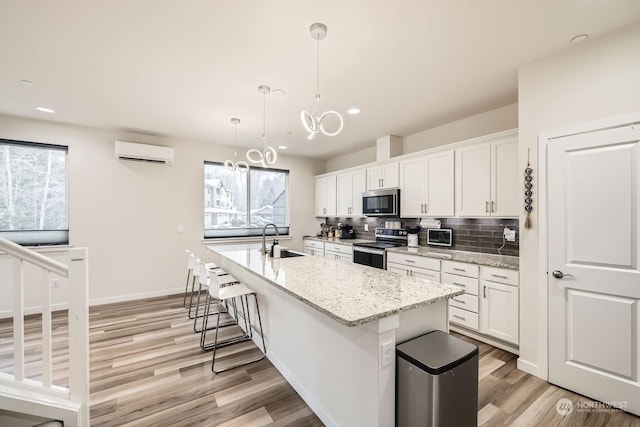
[208,245,463,327]
[386,246,519,270]
[303,235,375,246]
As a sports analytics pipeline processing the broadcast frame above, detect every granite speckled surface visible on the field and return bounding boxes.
[208,246,463,327]
[303,236,374,246]
[386,246,519,270]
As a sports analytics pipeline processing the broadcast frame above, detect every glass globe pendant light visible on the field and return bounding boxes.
[300,23,344,140]
[247,85,278,167]
[224,118,248,173]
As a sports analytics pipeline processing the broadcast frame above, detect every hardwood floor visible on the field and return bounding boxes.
[1,293,639,426]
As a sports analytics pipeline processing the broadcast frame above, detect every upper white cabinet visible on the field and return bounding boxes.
[366,161,399,190]
[337,168,366,217]
[315,175,336,217]
[400,150,454,217]
[455,135,518,217]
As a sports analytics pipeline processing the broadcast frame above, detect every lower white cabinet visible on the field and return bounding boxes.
[324,242,353,262]
[303,240,324,256]
[386,252,441,282]
[480,266,519,344]
[442,260,480,331]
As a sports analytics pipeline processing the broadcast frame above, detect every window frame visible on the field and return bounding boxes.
[203,161,290,240]
[0,138,69,246]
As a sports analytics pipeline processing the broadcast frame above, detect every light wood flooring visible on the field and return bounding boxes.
[1,293,639,426]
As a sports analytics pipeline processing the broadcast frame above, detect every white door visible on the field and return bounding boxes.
[548,124,640,416]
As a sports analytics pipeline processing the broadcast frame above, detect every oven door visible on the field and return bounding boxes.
[353,247,386,269]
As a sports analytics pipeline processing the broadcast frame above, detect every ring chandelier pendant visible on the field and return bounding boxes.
[224,118,248,173]
[300,23,343,140]
[247,85,278,167]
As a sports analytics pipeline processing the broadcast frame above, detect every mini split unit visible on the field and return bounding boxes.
[115,140,174,164]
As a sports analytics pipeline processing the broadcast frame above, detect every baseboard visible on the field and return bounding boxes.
[0,288,184,319]
[449,325,519,355]
[517,358,542,378]
[89,287,184,307]
[265,350,338,427]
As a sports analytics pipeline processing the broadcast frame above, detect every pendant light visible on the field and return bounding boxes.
[224,118,248,173]
[247,85,277,167]
[300,23,343,140]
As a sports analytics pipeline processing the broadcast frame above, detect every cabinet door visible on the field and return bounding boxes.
[325,175,337,216]
[455,143,491,217]
[381,161,399,188]
[491,137,519,217]
[315,177,328,216]
[336,173,353,216]
[387,264,409,276]
[366,167,383,190]
[411,268,440,282]
[481,281,519,344]
[426,150,454,216]
[351,168,366,216]
[399,156,426,217]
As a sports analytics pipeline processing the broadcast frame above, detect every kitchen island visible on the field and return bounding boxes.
[208,245,463,427]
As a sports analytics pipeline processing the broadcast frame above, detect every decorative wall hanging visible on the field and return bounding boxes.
[524,148,533,228]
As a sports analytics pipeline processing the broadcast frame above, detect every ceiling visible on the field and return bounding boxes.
[1,1,639,160]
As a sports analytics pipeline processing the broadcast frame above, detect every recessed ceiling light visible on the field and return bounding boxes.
[35,106,55,114]
[570,34,589,44]
[278,145,287,150]
[20,80,34,85]
[347,107,361,115]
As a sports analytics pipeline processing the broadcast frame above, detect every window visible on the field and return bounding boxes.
[204,162,289,239]
[0,139,68,245]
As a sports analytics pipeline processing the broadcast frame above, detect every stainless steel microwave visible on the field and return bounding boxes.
[362,188,400,217]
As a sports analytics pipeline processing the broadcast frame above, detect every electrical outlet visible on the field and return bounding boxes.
[381,341,394,368]
[364,223,369,232]
[503,227,516,242]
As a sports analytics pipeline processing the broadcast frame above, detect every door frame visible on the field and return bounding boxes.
[536,111,640,382]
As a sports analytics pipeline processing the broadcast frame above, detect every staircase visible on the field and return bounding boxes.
[0,237,89,426]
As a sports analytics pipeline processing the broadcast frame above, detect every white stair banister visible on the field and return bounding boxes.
[12,258,25,383]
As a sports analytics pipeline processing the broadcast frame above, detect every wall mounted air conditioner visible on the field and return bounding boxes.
[115,140,174,165]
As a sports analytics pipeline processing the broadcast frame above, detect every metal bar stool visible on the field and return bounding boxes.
[193,260,239,334]
[198,261,266,373]
[186,253,226,319]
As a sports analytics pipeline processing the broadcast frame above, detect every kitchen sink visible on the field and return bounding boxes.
[257,249,306,258]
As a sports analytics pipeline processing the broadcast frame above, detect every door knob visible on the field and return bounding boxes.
[552,270,575,279]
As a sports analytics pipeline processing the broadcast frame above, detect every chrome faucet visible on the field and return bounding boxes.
[260,223,280,255]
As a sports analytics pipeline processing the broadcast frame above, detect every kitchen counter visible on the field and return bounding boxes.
[386,246,519,270]
[207,244,460,427]
[303,235,374,246]
[209,245,462,326]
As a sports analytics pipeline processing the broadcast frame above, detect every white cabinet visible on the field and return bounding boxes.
[315,175,336,217]
[386,252,441,282]
[303,239,325,256]
[480,266,519,344]
[366,161,399,190]
[455,135,518,217]
[337,168,366,217]
[400,150,454,217]
[442,260,480,330]
[325,242,353,262]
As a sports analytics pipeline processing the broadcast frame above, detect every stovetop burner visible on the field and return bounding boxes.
[353,227,408,250]
[354,241,406,250]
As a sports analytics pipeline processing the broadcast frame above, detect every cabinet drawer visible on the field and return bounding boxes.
[387,252,440,271]
[449,306,479,330]
[325,242,353,255]
[449,293,479,313]
[441,272,479,296]
[481,266,519,286]
[304,240,324,250]
[411,267,440,282]
[442,260,479,278]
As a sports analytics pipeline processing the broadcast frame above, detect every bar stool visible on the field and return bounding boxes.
[198,261,266,373]
[193,260,239,334]
[187,253,226,320]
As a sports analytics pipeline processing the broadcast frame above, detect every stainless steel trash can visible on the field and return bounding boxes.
[396,330,478,427]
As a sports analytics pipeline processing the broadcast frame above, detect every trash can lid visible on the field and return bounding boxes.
[396,330,478,375]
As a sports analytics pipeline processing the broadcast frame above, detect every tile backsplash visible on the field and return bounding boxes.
[323,217,519,257]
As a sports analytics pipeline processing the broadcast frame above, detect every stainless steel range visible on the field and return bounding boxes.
[353,227,408,269]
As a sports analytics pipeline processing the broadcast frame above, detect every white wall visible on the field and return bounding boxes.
[0,114,324,309]
[517,23,640,376]
[324,103,517,172]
